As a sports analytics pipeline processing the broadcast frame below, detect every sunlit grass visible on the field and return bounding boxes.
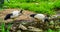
[0,22,11,32]
[4,0,60,15]
[0,0,60,32]
[0,18,11,32]
[1,23,5,32]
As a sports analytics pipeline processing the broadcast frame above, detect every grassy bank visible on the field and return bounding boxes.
[4,0,60,15]
[0,0,60,32]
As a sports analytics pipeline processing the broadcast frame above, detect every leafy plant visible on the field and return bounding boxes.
[47,29,54,32]
[1,23,5,32]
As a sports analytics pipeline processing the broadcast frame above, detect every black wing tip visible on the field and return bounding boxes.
[4,14,12,20]
[4,17,9,20]
[30,14,36,17]
[4,18,7,20]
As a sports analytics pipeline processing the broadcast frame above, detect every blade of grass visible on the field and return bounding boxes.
[1,23,5,32]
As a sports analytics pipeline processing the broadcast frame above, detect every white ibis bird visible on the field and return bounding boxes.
[30,14,49,22]
[4,10,23,20]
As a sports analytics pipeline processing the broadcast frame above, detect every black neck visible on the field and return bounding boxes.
[30,14,36,18]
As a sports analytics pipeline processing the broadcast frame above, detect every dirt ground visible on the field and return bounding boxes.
[0,9,60,32]
[0,9,38,23]
[0,9,44,32]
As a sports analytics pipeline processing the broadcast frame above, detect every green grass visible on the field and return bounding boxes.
[0,0,60,32]
[4,0,60,15]
[0,23,11,32]
[0,18,11,32]
[1,23,5,32]
[4,2,56,15]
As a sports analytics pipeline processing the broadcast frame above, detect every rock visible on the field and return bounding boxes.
[19,24,27,30]
[55,25,60,29]
[9,23,19,32]
[49,20,54,25]
[49,25,54,29]
[28,26,43,32]
[17,30,21,32]
[13,20,35,25]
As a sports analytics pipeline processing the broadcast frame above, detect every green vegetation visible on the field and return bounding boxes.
[1,23,5,32]
[0,0,60,32]
[0,23,11,32]
[4,0,60,15]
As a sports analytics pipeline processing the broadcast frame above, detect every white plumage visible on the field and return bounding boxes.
[4,10,23,20]
[34,14,46,22]
[11,10,21,18]
[30,14,49,22]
